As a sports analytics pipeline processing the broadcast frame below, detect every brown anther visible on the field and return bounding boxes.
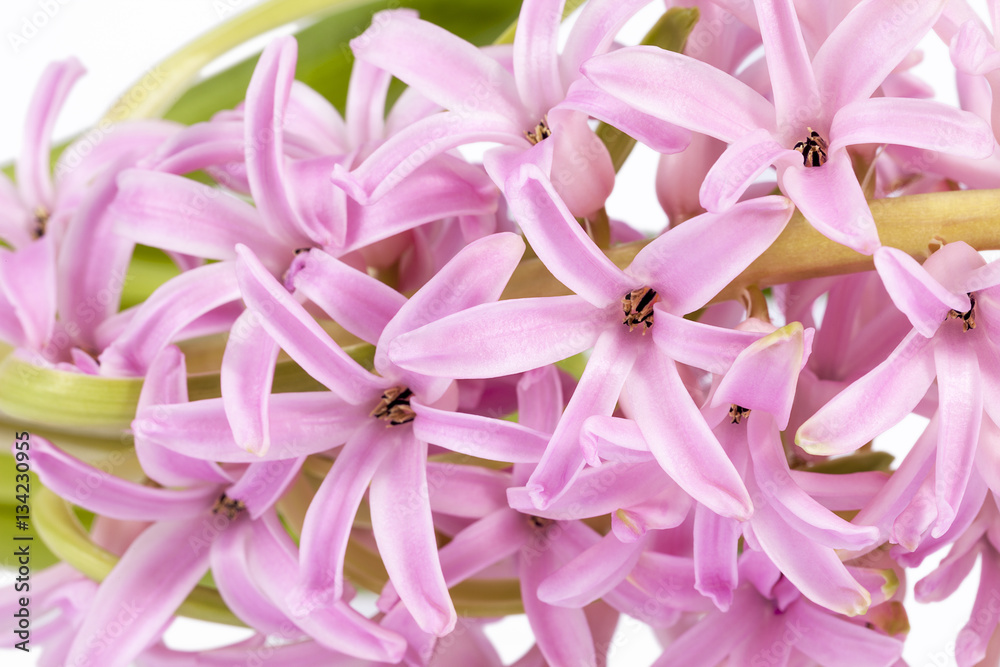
[524,115,552,145]
[622,287,658,332]
[32,206,49,239]
[212,493,245,520]
[293,247,310,255]
[947,292,977,332]
[371,386,416,425]
[529,515,553,529]
[793,128,828,167]
[729,405,751,424]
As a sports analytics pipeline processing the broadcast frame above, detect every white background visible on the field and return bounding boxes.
[0,0,991,665]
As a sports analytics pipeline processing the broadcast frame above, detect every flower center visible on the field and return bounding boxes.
[729,405,751,424]
[793,128,828,167]
[524,115,551,145]
[529,515,554,529]
[622,287,658,332]
[371,386,416,425]
[947,292,977,332]
[212,493,245,520]
[32,206,49,239]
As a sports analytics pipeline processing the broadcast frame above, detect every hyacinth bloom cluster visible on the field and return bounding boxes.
[10,0,1000,665]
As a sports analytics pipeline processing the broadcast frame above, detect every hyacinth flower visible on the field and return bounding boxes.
[652,551,904,667]
[573,0,994,253]
[951,3,1000,145]
[798,242,1000,540]
[330,0,691,217]
[31,350,405,666]
[391,164,794,515]
[0,58,179,368]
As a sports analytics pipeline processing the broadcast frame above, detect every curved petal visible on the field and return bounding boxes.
[699,129,792,211]
[830,97,994,158]
[412,401,549,462]
[0,235,56,351]
[561,0,657,81]
[345,59,392,146]
[693,503,740,611]
[796,330,936,455]
[784,599,903,666]
[513,0,565,116]
[18,58,85,210]
[210,518,289,633]
[754,0,820,134]
[874,246,969,338]
[221,310,280,456]
[813,0,947,110]
[581,46,776,143]
[369,436,456,635]
[537,531,645,607]
[779,150,880,255]
[505,164,630,307]
[652,311,767,375]
[630,195,794,315]
[234,245,384,403]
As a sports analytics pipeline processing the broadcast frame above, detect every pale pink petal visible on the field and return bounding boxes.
[874,246,970,338]
[0,173,32,249]
[221,311,280,456]
[228,457,305,519]
[956,550,1000,665]
[915,542,982,603]
[784,599,903,666]
[0,235,56,350]
[345,59,392,146]
[537,532,646,607]
[234,245,385,402]
[790,470,890,512]
[369,437,456,635]
[513,0,563,116]
[290,248,405,345]
[797,330,936,455]
[693,503,740,611]
[629,195,794,315]
[210,518,289,633]
[99,261,241,376]
[581,47,776,143]
[754,0,819,134]
[779,150,880,255]
[699,129,793,211]
[505,164,630,307]
[526,330,639,508]
[560,0,659,81]
[426,464,511,518]
[650,589,764,667]
[389,296,602,379]
[18,58,85,209]
[625,346,753,520]
[652,311,767,375]
[830,97,994,158]
[134,392,366,462]
[932,329,983,536]
[580,415,651,466]
[66,518,213,667]
[813,0,947,110]
[546,108,616,217]
[412,401,549,462]
[295,420,394,607]
[139,121,244,175]
[516,365,566,433]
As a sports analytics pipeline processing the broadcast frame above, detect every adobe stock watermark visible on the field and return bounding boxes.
[8,0,73,53]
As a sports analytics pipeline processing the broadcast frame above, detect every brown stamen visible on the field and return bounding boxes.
[622,287,658,332]
[793,128,828,167]
[371,386,416,425]
[729,405,751,424]
[947,292,977,332]
[32,206,49,239]
[212,493,245,520]
[529,515,553,529]
[524,115,552,145]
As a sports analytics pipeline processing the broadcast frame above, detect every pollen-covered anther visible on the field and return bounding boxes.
[947,292,977,332]
[371,386,416,425]
[212,493,246,520]
[729,405,751,424]
[32,206,49,239]
[622,287,658,332]
[793,128,829,167]
[524,115,551,145]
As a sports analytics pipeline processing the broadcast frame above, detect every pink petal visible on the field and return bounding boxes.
[560,0,661,81]
[580,415,651,466]
[99,261,241,376]
[797,330,936,455]
[526,330,639,508]
[66,518,213,667]
[345,59,391,146]
[537,532,646,607]
[693,503,740,611]
[700,129,793,211]
[210,518,289,633]
[754,0,819,135]
[412,401,549,462]
[0,235,56,351]
[830,97,994,158]
[779,150,880,255]
[227,457,305,519]
[546,108,616,217]
[513,0,563,116]
[504,164,630,307]
[625,347,753,520]
[369,436,456,635]
[516,365,566,433]
[389,296,602,379]
[956,550,1000,665]
[874,246,970,338]
[652,311,767,375]
[629,195,794,315]
[234,244,385,402]
[221,311,280,456]
[290,248,405,346]
[581,46,776,143]
[813,0,947,110]
[650,589,764,667]
[426,464,511,518]
[18,58,85,210]
[932,329,983,536]
[784,599,903,666]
